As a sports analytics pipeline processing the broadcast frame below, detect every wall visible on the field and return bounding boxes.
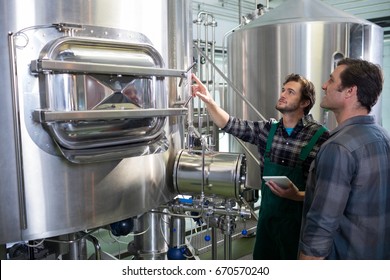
[382,41,390,133]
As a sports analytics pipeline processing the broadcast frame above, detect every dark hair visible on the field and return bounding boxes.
[337,58,383,113]
[284,73,316,115]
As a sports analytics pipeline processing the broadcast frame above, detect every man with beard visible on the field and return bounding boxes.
[191,73,329,260]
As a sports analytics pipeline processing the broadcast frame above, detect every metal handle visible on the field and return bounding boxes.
[32,108,188,123]
[30,59,187,78]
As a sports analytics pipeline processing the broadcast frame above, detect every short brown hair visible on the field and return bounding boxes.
[337,58,383,113]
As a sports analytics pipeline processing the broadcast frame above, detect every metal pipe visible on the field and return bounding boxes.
[8,32,27,231]
[194,43,266,122]
[210,17,217,149]
[68,233,80,260]
[204,14,215,140]
[85,235,102,260]
[204,19,210,139]
[224,234,232,260]
[170,216,186,248]
[170,204,251,218]
[195,12,203,138]
[238,0,241,24]
[201,139,206,197]
[240,196,258,220]
[211,227,218,260]
[235,138,260,166]
[194,12,217,144]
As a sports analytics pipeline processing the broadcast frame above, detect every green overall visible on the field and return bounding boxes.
[253,122,326,260]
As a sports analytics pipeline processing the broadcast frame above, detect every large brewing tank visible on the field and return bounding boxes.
[226,0,384,189]
[0,0,192,244]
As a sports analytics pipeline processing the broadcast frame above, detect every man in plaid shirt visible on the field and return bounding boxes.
[299,58,390,260]
[191,73,329,259]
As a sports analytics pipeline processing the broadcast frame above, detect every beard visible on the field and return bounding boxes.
[275,101,301,114]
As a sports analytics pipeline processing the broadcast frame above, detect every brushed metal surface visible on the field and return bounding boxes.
[173,150,246,199]
[0,0,193,244]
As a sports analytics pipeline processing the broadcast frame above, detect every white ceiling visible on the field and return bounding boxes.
[192,0,390,39]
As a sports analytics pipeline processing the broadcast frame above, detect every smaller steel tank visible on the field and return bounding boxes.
[173,150,246,199]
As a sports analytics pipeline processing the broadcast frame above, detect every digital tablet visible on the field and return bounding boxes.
[262,176,293,189]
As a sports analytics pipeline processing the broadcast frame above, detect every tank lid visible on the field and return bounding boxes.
[243,0,374,28]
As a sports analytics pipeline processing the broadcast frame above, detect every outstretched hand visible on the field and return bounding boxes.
[190,73,230,128]
[191,73,213,104]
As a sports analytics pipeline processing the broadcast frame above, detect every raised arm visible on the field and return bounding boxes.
[191,73,230,128]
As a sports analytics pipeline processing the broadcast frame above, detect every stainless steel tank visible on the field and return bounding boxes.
[0,0,193,244]
[226,0,384,189]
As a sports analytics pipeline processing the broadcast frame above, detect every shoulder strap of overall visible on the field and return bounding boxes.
[299,125,327,161]
[265,121,278,159]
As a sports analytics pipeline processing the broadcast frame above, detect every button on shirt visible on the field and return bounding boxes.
[300,115,390,259]
[222,114,329,181]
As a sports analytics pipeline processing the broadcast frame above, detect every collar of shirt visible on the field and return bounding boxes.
[278,114,315,130]
[330,115,375,137]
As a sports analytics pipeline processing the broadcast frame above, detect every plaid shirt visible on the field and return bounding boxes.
[300,116,390,259]
[223,114,329,181]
